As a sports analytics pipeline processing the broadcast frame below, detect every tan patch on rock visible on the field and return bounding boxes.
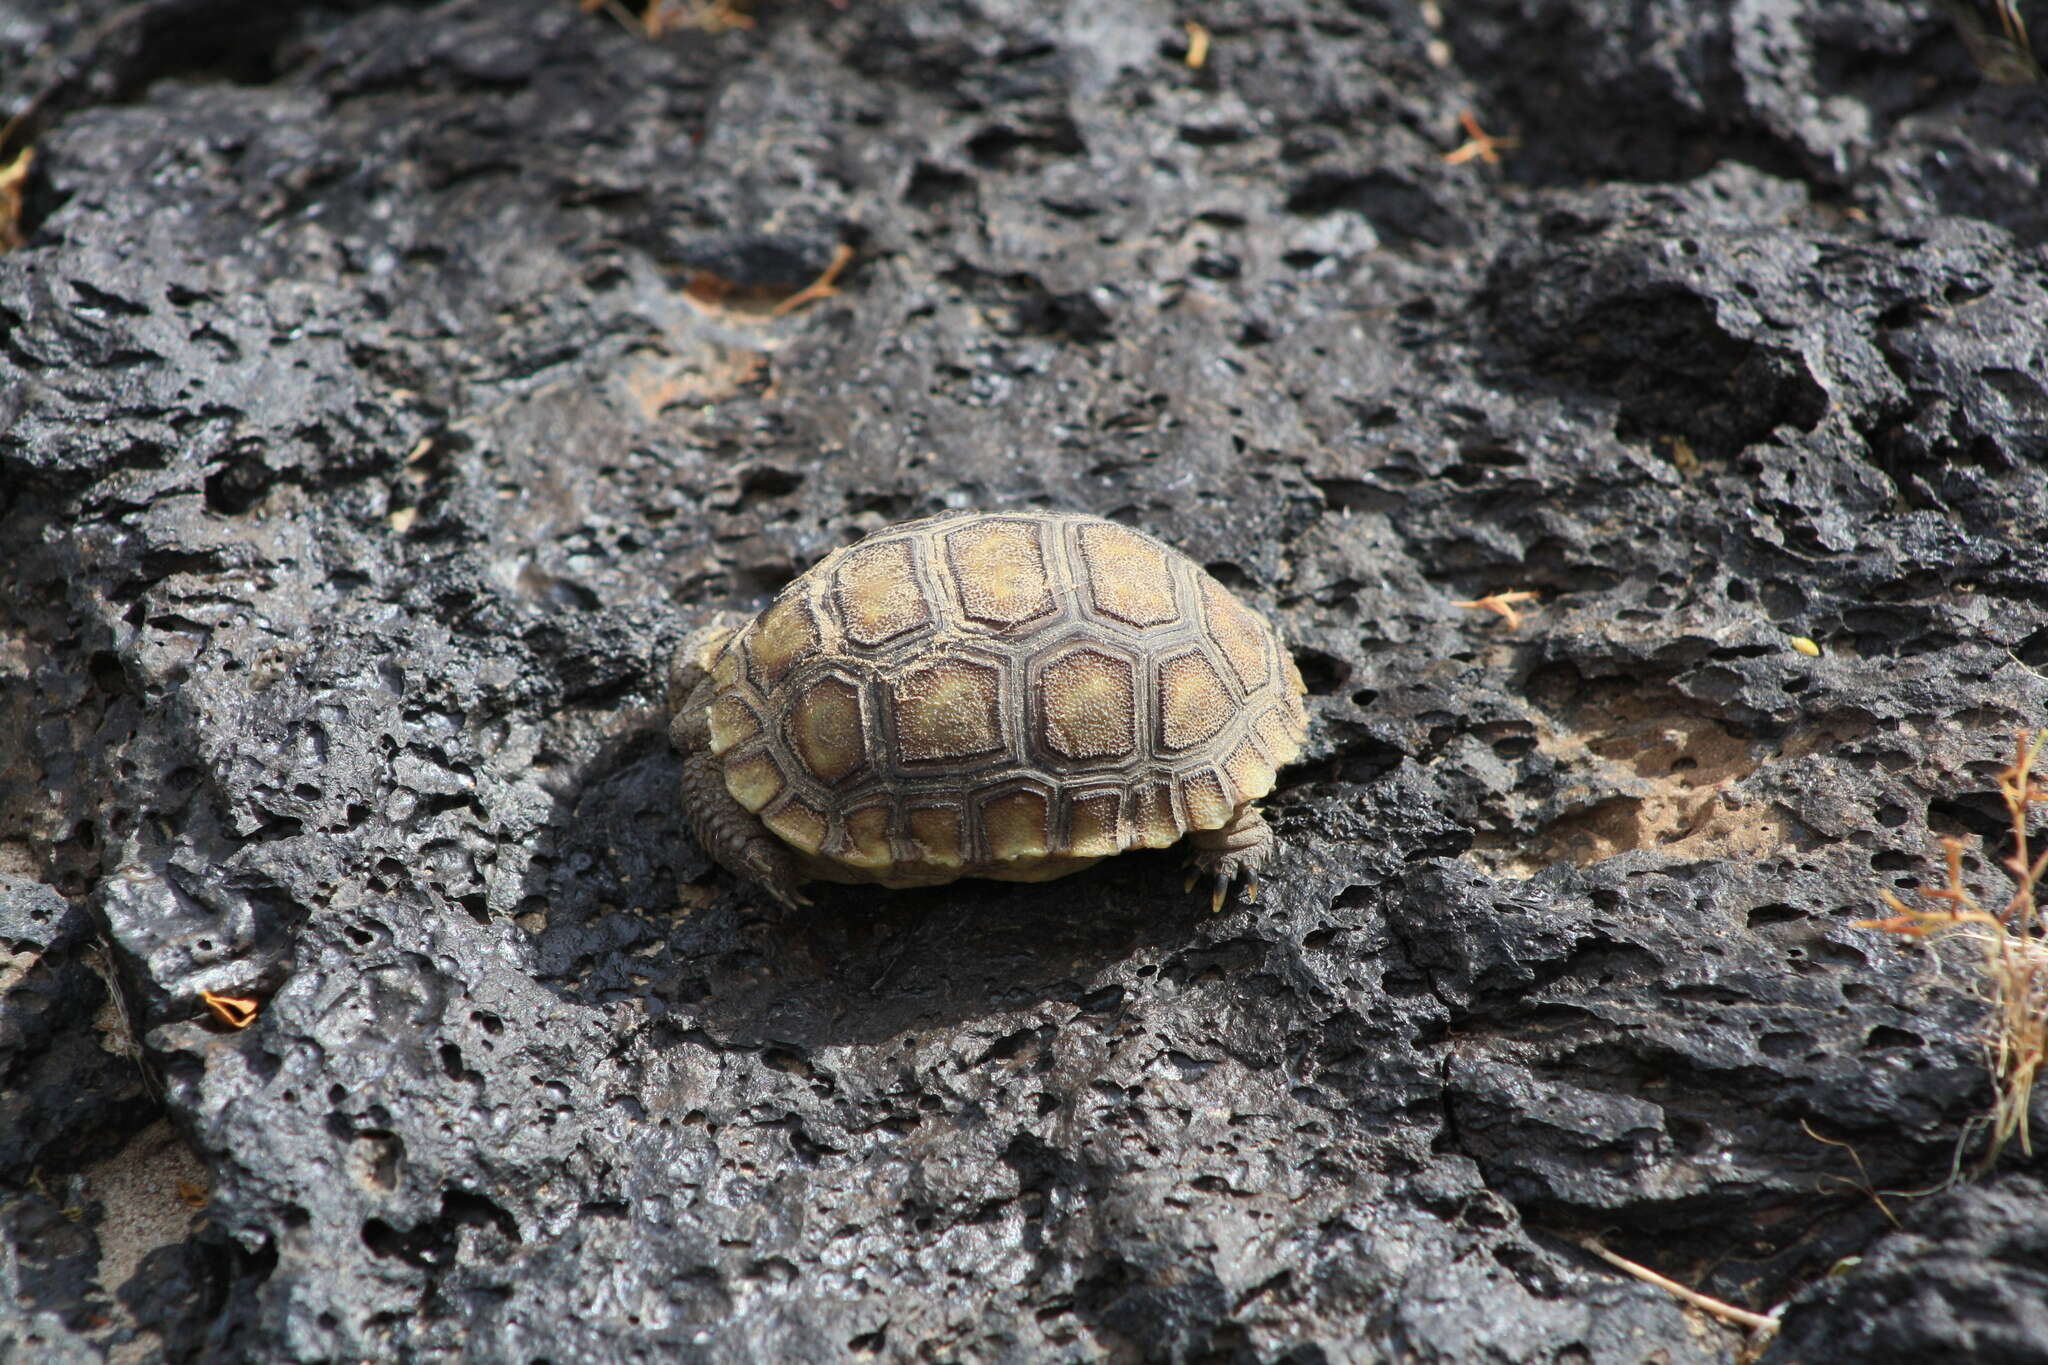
[625,344,769,421]
[85,1121,208,1305]
[1477,697,1780,879]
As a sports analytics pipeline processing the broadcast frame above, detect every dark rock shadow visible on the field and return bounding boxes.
[521,719,1220,1050]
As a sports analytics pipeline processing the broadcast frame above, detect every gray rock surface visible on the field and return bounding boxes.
[3,0,2046,1360]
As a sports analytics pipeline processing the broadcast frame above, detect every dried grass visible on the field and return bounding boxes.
[1860,731,2048,1168]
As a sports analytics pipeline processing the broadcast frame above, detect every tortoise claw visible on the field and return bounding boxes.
[1190,847,1266,914]
[743,841,811,911]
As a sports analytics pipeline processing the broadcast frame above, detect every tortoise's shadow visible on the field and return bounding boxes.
[521,720,1225,1050]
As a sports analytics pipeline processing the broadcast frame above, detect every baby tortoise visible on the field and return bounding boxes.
[668,510,1308,910]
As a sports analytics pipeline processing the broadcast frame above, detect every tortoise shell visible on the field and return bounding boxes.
[698,510,1308,888]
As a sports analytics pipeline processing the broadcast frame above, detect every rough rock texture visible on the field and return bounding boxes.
[3,1,2047,1361]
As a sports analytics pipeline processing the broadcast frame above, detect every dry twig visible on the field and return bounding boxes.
[201,988,261,1030]
[583,0,758,38]
[0,147,32,252]
[770,242,856,316]
[1444,110,1518,166]
[1578,1238,1780,1342]
[1454,589,1540,630]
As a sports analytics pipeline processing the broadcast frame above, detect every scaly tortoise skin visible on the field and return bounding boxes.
[668,510,1309,909]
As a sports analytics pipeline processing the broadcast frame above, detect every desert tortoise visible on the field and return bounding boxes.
[668,510,1309,909]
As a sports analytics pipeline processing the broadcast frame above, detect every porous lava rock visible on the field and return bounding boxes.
[3,1,2046,1361]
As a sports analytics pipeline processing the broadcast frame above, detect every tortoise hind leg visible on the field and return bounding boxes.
[1186,804,1276,913]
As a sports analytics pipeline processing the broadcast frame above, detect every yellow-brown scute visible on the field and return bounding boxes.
[764,799,827,854]
[711,511,1309,886]
[946,518,1054,628]
[1038,647,1138,760]
[840,805,893,870]
[1157,650,1234,751]
[706,695,760,756]
[789,675,866,784]
[1133,781,1181,848]
[980,787,1051,861]
[906,804,964,868]
[711,643,740,689]
[745,594,819,690]
[1254,703,1304,760]
[1077,522,1179,626]
[726,754,783,812]
[1224,739,1276,801]
[1201,576,1275,692]
[893,657,1005,762]
[1179,769,1233,829]
[1067,790,1124,857]
[834,541,928,645]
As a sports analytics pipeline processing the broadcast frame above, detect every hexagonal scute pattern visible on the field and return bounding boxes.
[890,656,1007,764]
[1035,645,1138,762]
[708,510,1309,887]
[944,517,1056,630]
[1200,575,1273,693]
[786,674,866,785]
[744,593,820,691]
[979,785,1052,862]
[833,539,930,647]
[1156,649,1234,752]
[1075,521,1180,627]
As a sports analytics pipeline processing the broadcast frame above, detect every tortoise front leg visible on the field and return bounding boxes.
[1186,804,1276,913]
[669,642,810,912]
